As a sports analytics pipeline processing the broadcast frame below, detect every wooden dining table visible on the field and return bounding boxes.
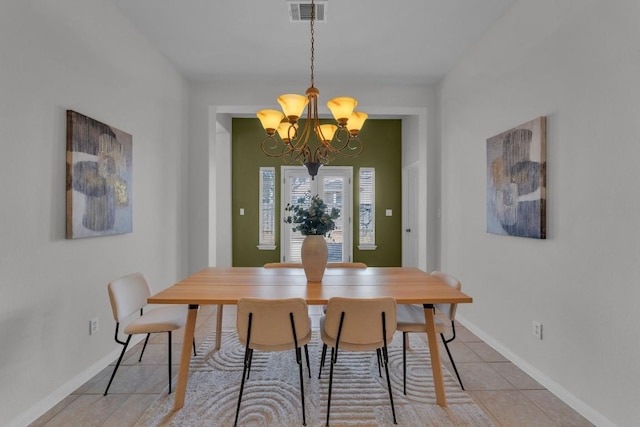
[148,266,473,411]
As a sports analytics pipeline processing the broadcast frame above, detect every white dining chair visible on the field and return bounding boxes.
[396,271,464,393]
[234,297,312,426]
[104,272,195,395]
[319,297,397,425]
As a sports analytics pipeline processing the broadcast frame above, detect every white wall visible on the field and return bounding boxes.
[439,1,640,425]
[187,80,437,273]
[0,1,188,425]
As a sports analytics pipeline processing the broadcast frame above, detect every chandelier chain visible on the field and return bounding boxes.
[310,0,315,87]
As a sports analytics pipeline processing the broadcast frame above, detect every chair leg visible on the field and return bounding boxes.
[318,343,327,379]
[326,311,347,425]
[304,344,311,378]
[296,347,307,426]
[247,348,254,379]
[193,338,197,356]
[235,312,253,426]
[382,350,398,425]
[326,347,336,426]
[138,333,151,362]
[376,349,382,377]
[402,332,407,395]
[381,312,397,424]
[167,331,172,394]
[441,333,464,390]
[234,344,251,426]
[104,335,131,396]
[289,312,307,426]
[215,304,224,350]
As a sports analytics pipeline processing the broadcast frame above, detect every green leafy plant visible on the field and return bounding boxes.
[284,193,340,236]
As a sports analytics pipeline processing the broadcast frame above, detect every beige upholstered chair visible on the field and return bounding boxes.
[396,271,464,393]
[234,298,312,426]
[327,262,367,268]
[263,262,304,268]
[104,272,195,395]
[319,297,397,425]
[221,265,319,348]
[263,262,367,268]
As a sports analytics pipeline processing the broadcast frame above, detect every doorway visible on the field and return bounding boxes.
[281,166,353,263]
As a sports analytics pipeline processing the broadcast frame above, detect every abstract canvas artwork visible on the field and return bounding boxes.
[66,111,132,239]
[487,117,546,239]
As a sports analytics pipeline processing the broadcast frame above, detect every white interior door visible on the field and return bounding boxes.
[403,162,419,267]
[282,166,353,263]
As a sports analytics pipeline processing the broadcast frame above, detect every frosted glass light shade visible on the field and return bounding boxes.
[327,97,358,124]
[316,124,338,142]
[277,94,309,120]
[277,121,297,142]
[257,109,284,134]
[347,111,368,135]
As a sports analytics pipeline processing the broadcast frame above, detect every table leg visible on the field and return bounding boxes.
[423,304,447,407]
[173,304,199,411]
[215,304,224,350]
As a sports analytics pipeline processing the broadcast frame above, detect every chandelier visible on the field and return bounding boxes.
[256,0,367,179]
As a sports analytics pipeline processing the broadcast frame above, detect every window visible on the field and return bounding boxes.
[358,168,376,250]
[258,167,276,250]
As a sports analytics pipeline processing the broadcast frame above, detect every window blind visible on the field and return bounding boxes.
[259,167,276,249]
[359,168,375,246]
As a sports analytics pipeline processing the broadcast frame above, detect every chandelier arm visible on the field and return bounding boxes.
[334,126,351,144]
[325,131,365,158]
[310,95,326,145]
[308,145,324,165]
[284,150,299,164]
[323,127,352,152]
[315,145,336,165]
[260,135,296,158]
[292,146,313,165]
[311,94,321,130]
[289,99,313,152]
[287,123,298,142]
[334,141,364,158]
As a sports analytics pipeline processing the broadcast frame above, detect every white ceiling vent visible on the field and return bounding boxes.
[287,1,327,22]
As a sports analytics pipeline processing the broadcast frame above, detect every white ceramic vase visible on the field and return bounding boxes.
[301,235,328,282]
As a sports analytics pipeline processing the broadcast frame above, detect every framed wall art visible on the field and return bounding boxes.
[487,117,546,239]
[66,110,132,239]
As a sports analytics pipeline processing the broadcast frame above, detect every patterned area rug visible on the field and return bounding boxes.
[136,331,494,426]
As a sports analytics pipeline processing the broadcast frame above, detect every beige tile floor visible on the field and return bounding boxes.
[30,305,593,427]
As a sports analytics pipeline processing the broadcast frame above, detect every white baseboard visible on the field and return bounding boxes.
[8,337,144,427]
[456,315,616,427]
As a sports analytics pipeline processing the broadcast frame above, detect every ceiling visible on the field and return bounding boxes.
[111,0,515,85]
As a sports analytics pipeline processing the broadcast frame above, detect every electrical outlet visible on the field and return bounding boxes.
[532,321,543,339]
[90,318,99,335]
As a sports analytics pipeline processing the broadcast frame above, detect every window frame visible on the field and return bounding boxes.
[358,167,377,250]
[257,167,277,250]
[281,166,353,262]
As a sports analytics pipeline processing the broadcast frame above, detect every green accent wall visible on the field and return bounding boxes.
[232,118,402,267]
